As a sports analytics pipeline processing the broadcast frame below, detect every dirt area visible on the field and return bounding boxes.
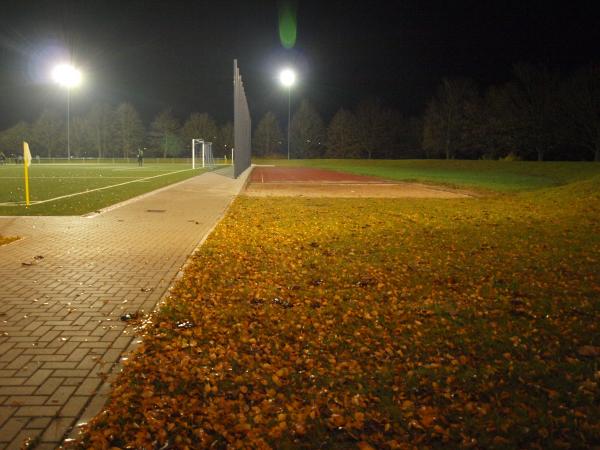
[245,167,473,198]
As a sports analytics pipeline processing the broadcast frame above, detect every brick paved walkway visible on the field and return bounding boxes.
[0,169,250,450]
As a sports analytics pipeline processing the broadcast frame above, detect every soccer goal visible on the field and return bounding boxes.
[191,139,214,169]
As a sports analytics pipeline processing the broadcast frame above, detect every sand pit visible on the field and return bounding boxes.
[245,167,473,199]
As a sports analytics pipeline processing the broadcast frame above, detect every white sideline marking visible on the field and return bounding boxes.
[0,169,196,206]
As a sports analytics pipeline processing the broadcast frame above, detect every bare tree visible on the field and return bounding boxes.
[253,112,283,157]
[562,65,600,161]
[326,108,361,158]
[423,79,479,159]
[505,64,562,161]
[115,103,145,159]
[151,109,181,158]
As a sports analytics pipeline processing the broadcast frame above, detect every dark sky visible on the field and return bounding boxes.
[0,0,599,129]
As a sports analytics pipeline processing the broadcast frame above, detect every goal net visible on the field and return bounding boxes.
[192,139,214,169]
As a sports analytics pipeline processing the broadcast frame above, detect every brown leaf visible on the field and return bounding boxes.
[577,345,600,357]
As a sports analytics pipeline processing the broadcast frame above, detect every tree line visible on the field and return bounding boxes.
[0,105,234,160]
[1,63,598,161]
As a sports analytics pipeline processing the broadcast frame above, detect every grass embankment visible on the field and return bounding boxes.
[256,159,600,193]
[72,170,600,448]
[0,163,206,216]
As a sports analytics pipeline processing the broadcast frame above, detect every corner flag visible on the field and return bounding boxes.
[23,142,31,206]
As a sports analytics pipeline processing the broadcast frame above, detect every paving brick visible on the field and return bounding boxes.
[0,170,250,447]
[40,417,75,443]
[26,417,52,429]
[24,370,52,386]
[54,341,79,356]
[59,396,89,418]
[52,369,90,378]
[74,377,102,397]
[5,356,32,371]
[0,387,36,396]
[0,350,21,364]
[0,406,17,427]
[0,379,25,387]
[7,428,42,450]
[0,416,28,443]
[66,348,89,363]
[6,396,47,406]
[41,361,78,370]
[62,378,84,386]
[47,385,77,407]
[35,378,63,396]
[15,405,60,417]
[33,354,66,363]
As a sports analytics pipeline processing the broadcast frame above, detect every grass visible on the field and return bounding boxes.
[0,162,207,216]
[71,162,600,449]
[255,159,600,193]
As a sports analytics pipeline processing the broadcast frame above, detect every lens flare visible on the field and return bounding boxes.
[278,1,297,49]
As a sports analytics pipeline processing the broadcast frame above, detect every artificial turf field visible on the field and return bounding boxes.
[0,161,206,216]
[69,160,600,449]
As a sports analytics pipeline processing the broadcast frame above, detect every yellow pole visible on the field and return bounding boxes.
[23,142,30,207]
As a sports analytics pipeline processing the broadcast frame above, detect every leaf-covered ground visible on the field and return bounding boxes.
[72,176,600,449]
[0,235,18,246]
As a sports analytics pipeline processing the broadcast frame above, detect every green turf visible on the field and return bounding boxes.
[255,159,600,192]
[0,162,207,216]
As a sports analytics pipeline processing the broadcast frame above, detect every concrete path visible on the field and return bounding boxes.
[0,169,250,449]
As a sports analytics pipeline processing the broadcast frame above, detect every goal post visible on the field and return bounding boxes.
[191,139,214,169]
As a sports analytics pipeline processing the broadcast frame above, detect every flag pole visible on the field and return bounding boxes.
[23,142,31,207]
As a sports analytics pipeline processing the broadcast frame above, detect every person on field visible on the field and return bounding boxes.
[0,152,5,165]
[137,148,144,167]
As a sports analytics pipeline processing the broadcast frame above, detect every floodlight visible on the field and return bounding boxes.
[51,63,82,88]
[279,68,296,87]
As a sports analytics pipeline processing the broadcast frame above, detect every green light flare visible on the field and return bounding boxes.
[278,1,297,49]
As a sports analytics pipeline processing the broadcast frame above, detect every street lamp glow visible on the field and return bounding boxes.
[279,68,296,87]
[51,63,82,88]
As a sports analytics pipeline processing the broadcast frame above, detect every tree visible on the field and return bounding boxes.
[0,121,30,158]
[69,116,92,158]
[289,100,325,158]
[218,122,234,158]
[253,112,283,157]
[151,109,181,158]
[115,103,145,159]
[422,78,480,159]
[33,109,65,158]
[505,64,562,161]
[354,99,391,159]
[562,65,600,161]
[86,104,115,158]
[182,113,218,145]
[325,108,361,158]
[471,85,520,160]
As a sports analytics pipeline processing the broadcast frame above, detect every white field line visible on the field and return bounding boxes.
[0,176,142,179]
[0,168,196,207]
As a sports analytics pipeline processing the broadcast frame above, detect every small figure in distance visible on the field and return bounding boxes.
[137,148,144,167]
[0,151,5,165]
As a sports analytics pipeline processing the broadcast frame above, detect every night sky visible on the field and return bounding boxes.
[0,0,599,129]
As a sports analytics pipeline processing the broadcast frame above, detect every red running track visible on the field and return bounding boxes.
[250,167,392,183]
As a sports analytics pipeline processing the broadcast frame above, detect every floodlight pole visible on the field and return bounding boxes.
[67,88,71,161]
[287,86,291,160]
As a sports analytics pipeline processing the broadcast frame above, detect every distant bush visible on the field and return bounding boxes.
[502,152,521,161]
